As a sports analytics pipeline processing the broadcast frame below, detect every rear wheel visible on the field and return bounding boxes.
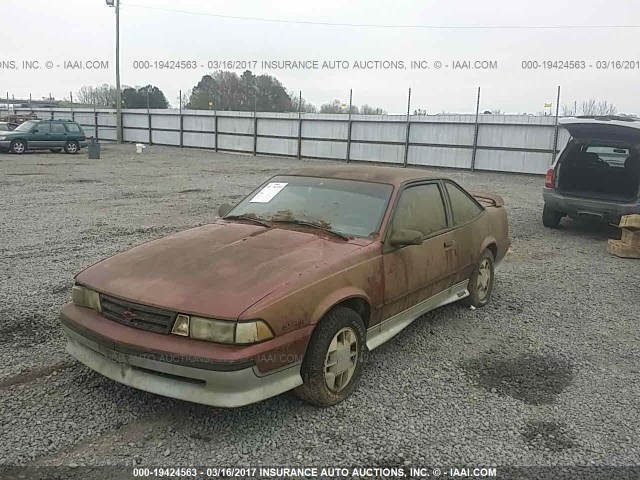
[542,204,563,228]
[49,148,62,153]
[10,139,26,154]
[294,307,365,407]
[465,249,495,308]
[64,141,79,154]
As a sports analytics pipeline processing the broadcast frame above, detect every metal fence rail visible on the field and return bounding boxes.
[12,107,569,174]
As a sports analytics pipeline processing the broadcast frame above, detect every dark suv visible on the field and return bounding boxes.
[542,116,640,227]
[0,119,87,154]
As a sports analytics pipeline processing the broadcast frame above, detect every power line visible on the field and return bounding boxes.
[123,3,640,29]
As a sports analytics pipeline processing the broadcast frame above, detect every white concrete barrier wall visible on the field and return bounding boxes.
[477,124,555,150]
[152,130,180,146]
[183,115,216,132]
[410,123,475,146]
[123,113,149,129]
[351,143,404,164]
[151,114,179,130]
[218,133,253,151]
[302,121,348,140]
[409,146,472,169]
[257,137,298,156]
[184,132,216,149]
[218,117,253,135]
[475,150,551,175]
[259,119,298,138]
[302,140,347,159]
[14,108,570,174]
[351,122,405,143]
[123,128,149,143]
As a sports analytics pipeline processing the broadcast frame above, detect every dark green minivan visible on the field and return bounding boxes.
[0,119,87,154]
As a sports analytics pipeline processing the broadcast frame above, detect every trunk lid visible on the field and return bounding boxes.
[560,117,640,143]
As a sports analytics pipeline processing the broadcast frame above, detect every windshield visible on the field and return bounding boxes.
[14,120,37,132]
[227,175,393,237]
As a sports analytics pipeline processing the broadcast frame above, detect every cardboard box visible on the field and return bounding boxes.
[621,228,640,247]
[608,239,640,259]
[619,214,640,231]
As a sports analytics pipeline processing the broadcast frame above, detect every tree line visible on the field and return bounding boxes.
[75,72,624,116]
[74,70,387,114]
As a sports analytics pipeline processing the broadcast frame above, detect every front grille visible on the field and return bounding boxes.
[99,295,176,334]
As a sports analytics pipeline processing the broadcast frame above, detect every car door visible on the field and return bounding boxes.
[442,180,487,283]
[29,121,51,149]
[50,122,68,148]
[381,181,459,320]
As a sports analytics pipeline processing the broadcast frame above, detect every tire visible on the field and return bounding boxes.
[542,204,563,228]
[294,307,366,407]
[49,148,62,153]
[64,141,79,154]
[464,249,495,308]
[10,139,26,154]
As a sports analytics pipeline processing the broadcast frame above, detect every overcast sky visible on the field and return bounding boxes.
[2,0,639,114]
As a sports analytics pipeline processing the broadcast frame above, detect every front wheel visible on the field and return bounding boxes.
[10,139,26,154]
[64,141,79,154]
[294,307,366,407]
[465,249,495,308]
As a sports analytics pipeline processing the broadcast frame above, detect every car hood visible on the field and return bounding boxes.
[76,222,364,319]
[560,117,640,143]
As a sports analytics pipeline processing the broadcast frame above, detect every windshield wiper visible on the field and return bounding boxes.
[223,214,271,228]
[271,219,350,241]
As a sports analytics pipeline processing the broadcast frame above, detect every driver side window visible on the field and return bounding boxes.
[392,183,448,238]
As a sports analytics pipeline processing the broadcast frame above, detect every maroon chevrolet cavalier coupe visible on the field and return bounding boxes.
[61,165,510,407]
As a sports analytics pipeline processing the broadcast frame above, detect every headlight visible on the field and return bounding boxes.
[190,316,236,343]
[172,315,274,345]
[72,285,102,312]
[0,136,6,140]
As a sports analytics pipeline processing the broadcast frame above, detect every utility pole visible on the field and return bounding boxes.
[107,0,122,143]
[115,0,122,143]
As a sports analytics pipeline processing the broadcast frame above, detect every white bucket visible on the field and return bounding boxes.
[135,143,147,154]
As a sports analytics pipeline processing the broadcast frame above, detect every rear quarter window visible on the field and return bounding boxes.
[65,123,82,133]
[445,182,483,225]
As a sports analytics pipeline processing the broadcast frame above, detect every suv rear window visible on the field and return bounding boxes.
[65,123,82,133]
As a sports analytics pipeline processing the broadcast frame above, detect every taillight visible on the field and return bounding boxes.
[545,168,555,188]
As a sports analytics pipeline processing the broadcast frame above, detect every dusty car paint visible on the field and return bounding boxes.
[61,165,510,406]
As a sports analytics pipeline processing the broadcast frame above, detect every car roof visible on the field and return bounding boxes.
[285,165,442,186]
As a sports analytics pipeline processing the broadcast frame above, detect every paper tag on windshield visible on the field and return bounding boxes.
[249,182,288,203]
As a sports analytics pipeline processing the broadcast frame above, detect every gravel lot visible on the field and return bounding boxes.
[1,145,639,474]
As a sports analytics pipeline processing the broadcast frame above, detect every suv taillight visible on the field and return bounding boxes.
[545,168,555,188]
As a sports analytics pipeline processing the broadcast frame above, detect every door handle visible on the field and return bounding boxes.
[444,239,456,250]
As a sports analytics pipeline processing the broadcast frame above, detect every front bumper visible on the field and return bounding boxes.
[0,140,11,150]
[60,304,305,408]
[543,188,640,221]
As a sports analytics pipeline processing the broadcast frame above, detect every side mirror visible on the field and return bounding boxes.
[32,129,38,133]
[389,228,423,247]
[218,203,233,217]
